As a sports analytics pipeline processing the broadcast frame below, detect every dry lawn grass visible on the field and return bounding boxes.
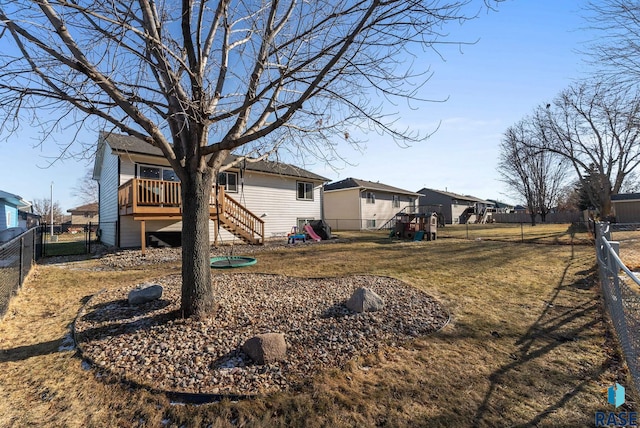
[0,229,630,427]
[437,222,591,245]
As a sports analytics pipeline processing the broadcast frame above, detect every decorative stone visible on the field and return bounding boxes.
[346,287,384,313]
[128,283,163,305]
[242,333,287,365]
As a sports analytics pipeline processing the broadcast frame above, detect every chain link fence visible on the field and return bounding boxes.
[0,227,42,319]
[595,222,640,395]
[41,222,97,257]
[326,218,591,243]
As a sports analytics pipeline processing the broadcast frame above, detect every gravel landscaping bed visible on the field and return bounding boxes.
[74,273,449,397]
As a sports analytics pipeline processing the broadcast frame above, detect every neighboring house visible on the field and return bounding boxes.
[417,188,495,225]
[18,210,40,230]
[486,199,515,214]
[67,203,99,225]
[0,190,32,243]
[92,132,328,249]
[323,178,421,230]
[612,193,640,223]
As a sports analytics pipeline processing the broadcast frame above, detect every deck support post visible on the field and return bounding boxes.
[140,220,146,256]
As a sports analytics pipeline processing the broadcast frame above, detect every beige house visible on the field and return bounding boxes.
[92,132,328,250]
[323,178,420,230]
[67,203,99,226]
[612,193,640,223]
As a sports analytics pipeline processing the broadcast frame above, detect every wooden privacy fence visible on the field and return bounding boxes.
[492,212,583,224]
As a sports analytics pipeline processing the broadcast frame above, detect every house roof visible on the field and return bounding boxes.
[323,178,421,196]
[67,202,99,213]
[0,190,31,209]
[417,187,494,205]
[95,131,328,182]
[611,193,640,202]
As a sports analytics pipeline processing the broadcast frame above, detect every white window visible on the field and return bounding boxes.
[218,171,238,192]
[297,182,314,200]
[366,219,376,228]
[366,192,375,204]
[393,195,400,208]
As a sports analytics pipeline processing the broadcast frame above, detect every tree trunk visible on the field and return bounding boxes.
[180,169,216,318]
[530,213,537,226]
[600,186,613,219]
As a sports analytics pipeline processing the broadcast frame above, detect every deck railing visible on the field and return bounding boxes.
[118,178,182,211]
[117,178,264,243]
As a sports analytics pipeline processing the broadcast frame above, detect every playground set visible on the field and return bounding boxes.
[391,211,439,241]
[287,224,322,244]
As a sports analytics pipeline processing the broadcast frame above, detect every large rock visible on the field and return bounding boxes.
[242,333,287,365]
[346,287,384,313]
[128,283,163,305]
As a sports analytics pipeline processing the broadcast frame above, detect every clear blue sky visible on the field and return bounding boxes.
[0,0,593,211]
[311,0,594,204]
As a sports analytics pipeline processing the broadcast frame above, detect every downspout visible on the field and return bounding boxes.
[117,155,121,248]
[359,188,364,230]
[320,182,325,221]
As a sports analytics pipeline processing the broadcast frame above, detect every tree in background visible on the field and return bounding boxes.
[0,0,500,318]
[555,182,582,213]
[498,118,568,226]
[538,82,640,219]
[584,0,640,91]
[31,198,64,224]
[71,168,98,206]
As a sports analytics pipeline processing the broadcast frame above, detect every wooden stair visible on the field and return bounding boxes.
[211,187,264,245]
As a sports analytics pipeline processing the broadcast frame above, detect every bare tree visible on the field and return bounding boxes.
[72,168,99,205]
[498,118,568,226]
[0,0,499,318]
[31,198,64,224]
[538,82,640,219]
[584,0,640,90]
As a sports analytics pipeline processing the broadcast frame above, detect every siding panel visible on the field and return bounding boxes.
[98,146,120,246]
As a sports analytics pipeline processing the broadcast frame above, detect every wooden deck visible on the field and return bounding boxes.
[117,178,264,247]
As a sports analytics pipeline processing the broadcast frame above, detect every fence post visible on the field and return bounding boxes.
[19,237,24,286]
[32,228,36,261]
[87,221,92,254]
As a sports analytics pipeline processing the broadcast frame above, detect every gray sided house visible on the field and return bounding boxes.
[323,178,421,230]
[612,193,640,223]
[92,132,328,249]
[417,188,495,225]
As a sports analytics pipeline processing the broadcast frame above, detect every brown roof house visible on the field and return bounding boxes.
[67,203,99,225]
[323,178,421,230]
